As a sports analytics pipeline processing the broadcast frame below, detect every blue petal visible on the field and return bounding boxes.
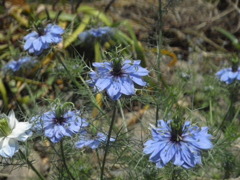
[120,77,135,95]
[228,71,238,79]
[149,141,169,162]
[179,143,195,167]
[33,38,43,51]
[160,142,176,164]
[95,78,111,91]
[157,120,172,131]
[129,75,147,86]
[106,81,121,100]
[50,25,64,35]
[172,148,184,166]
[220,72,229,82]
[24,38,34,50]
[24,31,38,40]
[44,34,54,43]
[89,141,101,149]
[134,66,149,76]
[237,73,240,80]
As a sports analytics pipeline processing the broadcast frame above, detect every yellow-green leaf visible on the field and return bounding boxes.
[63,15,90,49]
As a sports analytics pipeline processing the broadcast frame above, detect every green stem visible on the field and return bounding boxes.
[56,53,82,90]
[156,104,159,126]
[56,53,105,115]
[100,102,117,180]
[19,149,45,180]
[95,149,102,171]
[157,0,163,81]
[219,87,237,132]
[171,169,176,180]
[117,100,128,136]
[60,140,75,180]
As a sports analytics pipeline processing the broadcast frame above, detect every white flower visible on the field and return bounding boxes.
[0,111,32,158]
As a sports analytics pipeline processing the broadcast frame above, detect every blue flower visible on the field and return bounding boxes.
[216,67,240,84]
[3,56,37,73]
[88,60,149,100]
[75,132,115,150]
[40,110,88,143]
[23,24,64,55]
[78,27,114,45]
[143,120,213,169]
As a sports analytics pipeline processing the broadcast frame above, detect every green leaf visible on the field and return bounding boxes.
[63,15,90,49]
[215,27,240,49]
[39,11,76,21]
[94,42,102,62]
[117,21,146,67]
[0,78,8,110]
[77,5,112,26]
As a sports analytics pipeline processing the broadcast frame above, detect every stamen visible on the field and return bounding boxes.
[53,117,66,125]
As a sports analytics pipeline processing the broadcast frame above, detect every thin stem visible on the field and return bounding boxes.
[104,0,116,12]
[19,149,45,180]
[100,102,117,180]
[156,104,159,126]
[117,100,128,136]
[56,53,82,90]
[157,0,163,81]
[95,149,102,171]
[56,53,105,115]
[60,140,75,180]
[219,87,238,132]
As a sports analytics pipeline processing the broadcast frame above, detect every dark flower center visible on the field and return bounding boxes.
[111,60,124,77]
[110,68,123,77]
[53,117,66,125]
[34,25,45,36]
[170,131,182,143]
[232,64,238,72]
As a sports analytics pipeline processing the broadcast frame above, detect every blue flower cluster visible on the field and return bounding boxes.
[216,67,240,84]
[88,60,149,100]
[75,132,115,150]
[144,120,213,168]
[79,27,114,45]
[31,110,88,143]
[3,56,37,73]
[24,24,64,55]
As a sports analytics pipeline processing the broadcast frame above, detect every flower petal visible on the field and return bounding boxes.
[95,78,112,91]
[129,75,147,86]
[0,137,19,158]
[33,38,43,51]
[120,77,135,95]
[8,122,32,140]
[8,110,18,129]
[106,81,121,100]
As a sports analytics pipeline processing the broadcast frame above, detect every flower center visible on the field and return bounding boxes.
[53,117,66,125]
[0,116,12,137]
[170,133,182,143]
[110,68,123,77]
[111,60,124,77]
